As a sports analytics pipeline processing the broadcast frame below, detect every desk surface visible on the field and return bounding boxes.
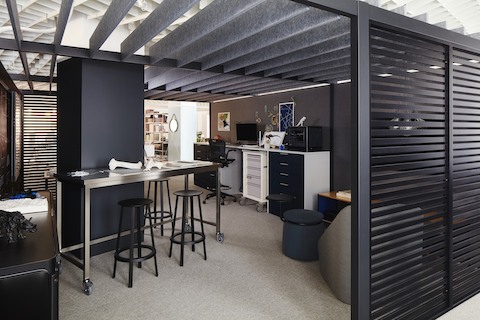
[319,191,352,203]
[0,211,57,273]
[57,160,219,188]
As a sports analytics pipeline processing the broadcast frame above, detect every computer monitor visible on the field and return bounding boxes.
[236,123,258,143]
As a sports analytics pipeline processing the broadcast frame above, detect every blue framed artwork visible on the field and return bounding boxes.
[279,102,295,131]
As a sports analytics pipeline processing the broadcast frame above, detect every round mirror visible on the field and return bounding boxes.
[169,114,178,132]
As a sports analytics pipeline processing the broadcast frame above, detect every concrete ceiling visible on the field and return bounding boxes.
[1,0,479,102]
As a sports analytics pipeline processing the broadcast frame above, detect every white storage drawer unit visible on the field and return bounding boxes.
[242,150,267,209]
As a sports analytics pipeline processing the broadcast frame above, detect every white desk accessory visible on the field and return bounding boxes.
[296,116,306,127]
[144,159,164,171]
[108,158,143,170]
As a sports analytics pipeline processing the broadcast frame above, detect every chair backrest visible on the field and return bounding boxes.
[209,139,227,164]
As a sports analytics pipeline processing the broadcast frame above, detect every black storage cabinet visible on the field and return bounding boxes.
[0,211,60,320]
[193,144,217,189]
[268,152,305,216]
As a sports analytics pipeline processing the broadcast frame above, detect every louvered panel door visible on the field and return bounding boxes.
[451,49,480,304]
[23,95,57,197]
[370,27,449,319]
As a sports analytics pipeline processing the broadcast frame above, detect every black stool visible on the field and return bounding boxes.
[113,198,158,288]
[169,190,207,266]
[147,179,173,236]
[266,193,294,219]
[282,209,324,261]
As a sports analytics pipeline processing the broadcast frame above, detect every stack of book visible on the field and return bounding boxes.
[336,189,351,200]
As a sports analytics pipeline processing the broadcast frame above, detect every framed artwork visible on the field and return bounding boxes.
[279,102,295,131]
[218,112,230,131]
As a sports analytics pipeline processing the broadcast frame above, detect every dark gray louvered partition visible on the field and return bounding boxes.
[451,49,480,304]
[23,95,57,197]
[370,27,449,319]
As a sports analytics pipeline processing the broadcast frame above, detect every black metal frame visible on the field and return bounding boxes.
[296,0,480,319]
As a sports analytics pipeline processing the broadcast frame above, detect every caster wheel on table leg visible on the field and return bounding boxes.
[83,279,93,295]
[256,204,265,212]
[216,232,224,243]
[239,197,246,206]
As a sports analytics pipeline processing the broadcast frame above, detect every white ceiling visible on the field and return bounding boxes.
[1,0,480,101]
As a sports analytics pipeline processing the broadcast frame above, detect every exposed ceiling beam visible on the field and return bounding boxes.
[49,0,74,93]
[0,60,20,94]
[149,0,265,64]
[121,0,200,60]
[6,0,33,91]
[89,0,137,55]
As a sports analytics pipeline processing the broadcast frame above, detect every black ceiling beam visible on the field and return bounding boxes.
[0,61,20,94]
[90,0,137,56]
[121,0,199,60]
[6,0,33,91]
[50,0,74,93]
[149,0,264,64]
[10,74,57,82]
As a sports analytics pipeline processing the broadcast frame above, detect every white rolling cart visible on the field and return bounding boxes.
[239,149,268,212]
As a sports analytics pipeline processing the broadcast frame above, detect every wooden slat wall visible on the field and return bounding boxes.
[369,27,449,319]
[23,95,57,196]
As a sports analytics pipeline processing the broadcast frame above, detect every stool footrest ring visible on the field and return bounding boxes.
[170,231,206,245]
[114,244,156,263]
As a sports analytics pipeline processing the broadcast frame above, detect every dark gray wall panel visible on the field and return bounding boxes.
[57,58,144,256]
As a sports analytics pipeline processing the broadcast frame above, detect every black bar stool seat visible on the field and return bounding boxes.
[113,198,158,288]
[147,178,173,236]
[266,193,294,219]
[169,189,207,266]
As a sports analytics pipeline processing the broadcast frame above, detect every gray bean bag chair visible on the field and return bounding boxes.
[318,205,351,304]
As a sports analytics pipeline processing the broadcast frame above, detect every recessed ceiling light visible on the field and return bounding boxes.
[337,79,351,84]
[407,69,419,73]
[378,73,393,77]
[453,62,462,66]
[429,65,442,69]
[469,59,479,63]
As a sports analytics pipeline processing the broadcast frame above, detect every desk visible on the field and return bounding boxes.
[56,160,221,295]
[0,211,59,319]
[318,192,351,224]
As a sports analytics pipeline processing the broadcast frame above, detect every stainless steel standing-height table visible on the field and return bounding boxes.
[56,161,222,295]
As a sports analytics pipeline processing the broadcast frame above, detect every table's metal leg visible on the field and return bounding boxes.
[56,180,62,251]
[83,186,93,295]
[216,167,224,243]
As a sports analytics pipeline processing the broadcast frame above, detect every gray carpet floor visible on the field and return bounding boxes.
[59,176,350,320]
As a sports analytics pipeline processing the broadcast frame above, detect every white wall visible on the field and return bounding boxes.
[167,102,197,161]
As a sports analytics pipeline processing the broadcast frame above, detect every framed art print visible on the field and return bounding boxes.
[279,102,295,131]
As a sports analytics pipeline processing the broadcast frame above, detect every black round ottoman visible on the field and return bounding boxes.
[282,209,324,261]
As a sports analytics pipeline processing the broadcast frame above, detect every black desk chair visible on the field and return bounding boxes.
[204,139,237,205]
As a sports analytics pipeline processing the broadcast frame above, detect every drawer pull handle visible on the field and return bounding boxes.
[280,183,289,187]
[280,173,289,176]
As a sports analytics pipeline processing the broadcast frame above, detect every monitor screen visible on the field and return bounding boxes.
[236,123,258,142]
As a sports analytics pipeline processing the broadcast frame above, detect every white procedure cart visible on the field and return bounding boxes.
[239,147,268,212]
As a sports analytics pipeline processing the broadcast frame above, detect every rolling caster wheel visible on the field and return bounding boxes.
[83,279,93,295]
[216,232,224,243]
[256,204,265,212]
[239,197,246,206]
[233,196,237,202]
